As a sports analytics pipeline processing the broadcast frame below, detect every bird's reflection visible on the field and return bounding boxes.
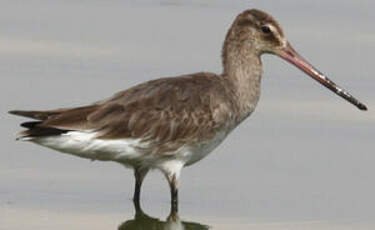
[118,201,209,230]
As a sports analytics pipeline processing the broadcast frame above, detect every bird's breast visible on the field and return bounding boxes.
[182,130,228,166]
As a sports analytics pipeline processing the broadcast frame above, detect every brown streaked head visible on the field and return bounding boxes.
[224,9,287,56]
[224,9,367,111]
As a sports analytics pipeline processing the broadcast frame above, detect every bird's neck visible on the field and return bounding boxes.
[221,47,263,120]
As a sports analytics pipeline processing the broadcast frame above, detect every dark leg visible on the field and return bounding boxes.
[161,162,183,215]
[133,168,149,207]
[168,174,179,214]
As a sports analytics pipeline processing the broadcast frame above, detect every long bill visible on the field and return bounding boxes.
[277,42,367,111]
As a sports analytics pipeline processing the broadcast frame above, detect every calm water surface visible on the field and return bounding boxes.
[1,1,374,229]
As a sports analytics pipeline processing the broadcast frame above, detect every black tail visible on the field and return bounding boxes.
[21,126,69,139]
[16,124,70,140]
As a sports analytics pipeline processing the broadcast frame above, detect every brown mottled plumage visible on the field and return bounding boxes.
[9,9,367,214]
[12,72,239,154]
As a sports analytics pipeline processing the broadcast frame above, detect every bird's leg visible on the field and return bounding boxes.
[133,167,149,208]
[161,161,183,214]
[167,209,180,222]
[168,174,179,214]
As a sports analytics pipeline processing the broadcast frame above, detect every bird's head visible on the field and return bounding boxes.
[232,9,287,55]
[223,9,367,111]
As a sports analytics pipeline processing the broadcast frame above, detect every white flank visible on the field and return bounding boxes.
[31,131,147,163]
[27,130,228,177]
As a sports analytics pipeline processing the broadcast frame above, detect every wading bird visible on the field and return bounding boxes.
[9,9,367,213]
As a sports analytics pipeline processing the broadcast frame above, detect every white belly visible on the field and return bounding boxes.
[30,130,228,169]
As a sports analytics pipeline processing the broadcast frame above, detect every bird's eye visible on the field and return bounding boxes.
[261,26,271,34]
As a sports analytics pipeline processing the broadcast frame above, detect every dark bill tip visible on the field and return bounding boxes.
[278,42,368,112]
[357,103,367,111]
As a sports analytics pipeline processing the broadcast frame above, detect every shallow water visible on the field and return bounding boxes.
[1,1,375,229]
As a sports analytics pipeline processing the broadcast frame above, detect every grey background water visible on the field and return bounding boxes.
[1,0,374,229]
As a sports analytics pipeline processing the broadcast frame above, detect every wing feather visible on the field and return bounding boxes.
[10,72,237,153]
